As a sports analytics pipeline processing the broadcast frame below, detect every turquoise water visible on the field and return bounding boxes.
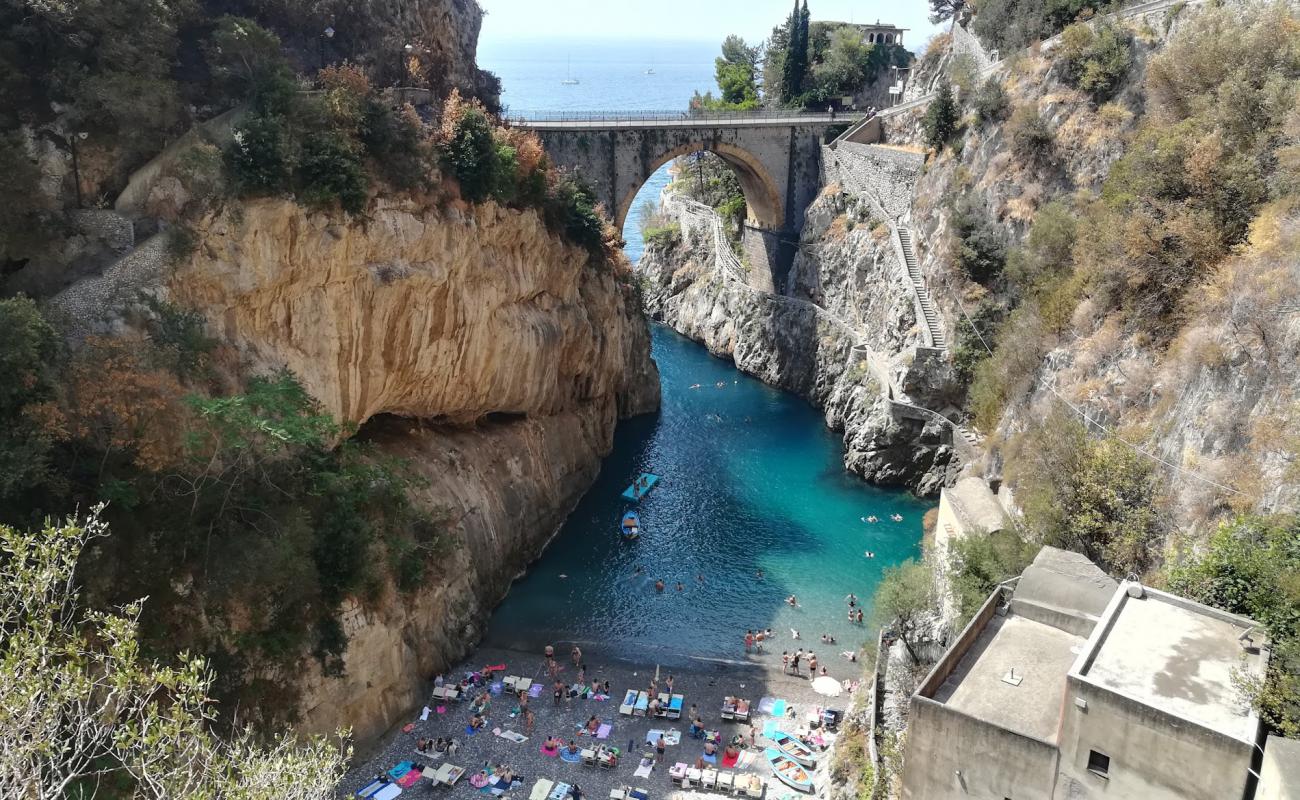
[477,40,931,664]
[483,327,930,663]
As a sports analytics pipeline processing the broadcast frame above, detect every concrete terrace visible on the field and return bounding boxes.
[1077,589,1266,742]
[343,643,860,799]
[931,614,1083,742]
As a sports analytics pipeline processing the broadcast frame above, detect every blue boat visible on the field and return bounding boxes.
[621,511,641,541]
[622,473,660,502]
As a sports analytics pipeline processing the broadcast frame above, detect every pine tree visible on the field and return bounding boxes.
[923,81,960,151]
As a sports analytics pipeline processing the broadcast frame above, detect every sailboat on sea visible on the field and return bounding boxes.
[561,56,580,85]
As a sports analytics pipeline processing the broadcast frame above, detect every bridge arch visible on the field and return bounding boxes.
[614,141,784,233]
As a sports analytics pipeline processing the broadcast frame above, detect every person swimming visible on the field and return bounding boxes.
[690,384,701,389]
[791,629,801,640]
[891,513,903,522]
[866,516,879,523]
[864,551,875,558]
[785,595,798,607]
[655,579,665,592]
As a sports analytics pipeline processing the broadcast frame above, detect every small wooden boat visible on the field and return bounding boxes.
[765,748,814,793]
[620,512,641,541]
[621,473,660,502]
[770,730,818,768]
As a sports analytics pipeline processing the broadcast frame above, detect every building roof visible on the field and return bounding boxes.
[945,476,1008,534]
[1013,546,1117,635]
[1075,585,1267,743]
[931,613,1083,742]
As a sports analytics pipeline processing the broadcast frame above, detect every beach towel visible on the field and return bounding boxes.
[402,722,415,733]
[737,751,757,769]
[757,697,776,715]
[772,700,787,717]
[663,730,681,746]
[645,729,664,745]
[397,769,422,788]
[388,762,414,781]
[497,730,529,743]
[721,752,739,768]
[491,682,503,695]
[529,684,543,698]
[421,706,432,721]
[356,779,386,798]
[437,706,446,714]
[485,663,505,672]
[633,760,654,779]
[596,723,612,740]
[530,779,553,800]
[373,786,402,800]
[763,721,778,739]
[466,726,479,735]
[560,749,582,764]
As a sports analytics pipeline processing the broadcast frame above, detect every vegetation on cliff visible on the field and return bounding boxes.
[906,2,1300,735]
[692,1,910,112]
[0,510,349,798]
[0,293,442,721]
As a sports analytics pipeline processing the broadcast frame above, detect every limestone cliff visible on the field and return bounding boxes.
[638,195,957,495]
[166,196,658,744]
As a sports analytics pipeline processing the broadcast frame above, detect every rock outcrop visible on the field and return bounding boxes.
[638,194,955,495]
[163,195,658,744]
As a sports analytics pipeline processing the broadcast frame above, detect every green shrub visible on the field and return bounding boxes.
[203,15,287,106]
[139,296,215,381]
[1004,199,1076,296]
[953,301,1003,386]
[1006,105,1055,167]
[442,107,499,203]
[972,0,1099,52]
[545,174,606,255]
[225,113,292,196]
[971,77,1010,125]
[923,81,961,151]
[949,193,1006,284]
[1007,408,1164,575]
[949,528,1037,623]
[165,223,199,264]
[298,131,369,215]
[1059,21,1133,102]
[644,223,682,251]
[0,297,59,501]
[361,101,430,191]
[1167,514,1300,736]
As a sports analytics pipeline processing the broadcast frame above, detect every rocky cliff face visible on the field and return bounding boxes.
[638,195,956,495]
[167,195,658,743]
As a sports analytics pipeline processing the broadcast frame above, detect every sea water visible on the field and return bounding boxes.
[476,38,931,664]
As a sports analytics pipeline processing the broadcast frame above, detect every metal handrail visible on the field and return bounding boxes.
[508,109,860,124]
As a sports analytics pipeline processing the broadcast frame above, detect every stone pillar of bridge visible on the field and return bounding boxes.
[741,224,792,293]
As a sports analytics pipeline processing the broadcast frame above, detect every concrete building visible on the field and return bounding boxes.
[855,20,907,46]
[901,547,1270,800]
[1258,735,1300,799]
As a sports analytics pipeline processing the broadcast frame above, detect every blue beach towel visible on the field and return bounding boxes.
[388,761,414,781]
[763,720,778,739]
[560,748,582,763]
[772,699,787,717]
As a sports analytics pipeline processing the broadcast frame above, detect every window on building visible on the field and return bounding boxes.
[1087,750,1110,778]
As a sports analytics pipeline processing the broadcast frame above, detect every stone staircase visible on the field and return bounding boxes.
[896,226,946,349]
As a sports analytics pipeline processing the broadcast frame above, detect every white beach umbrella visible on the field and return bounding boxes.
[811,676,842,697]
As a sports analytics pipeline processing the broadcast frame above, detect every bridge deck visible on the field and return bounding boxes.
[512,113,857,131]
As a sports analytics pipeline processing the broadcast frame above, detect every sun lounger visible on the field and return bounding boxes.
[666,694,684,719]
[620,689,637,716]
[503,676,519,692]
[530,780,554,800]
[517,678,533,692]
[717,772,735,792]
[433,763,465,786]
[549,782,572,800]
[356,779,386,798]
[669,763,688,785]
[734,699,750,722]
[634,691,649,716]
[633,759,654,779]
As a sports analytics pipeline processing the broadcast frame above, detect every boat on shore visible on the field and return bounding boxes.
[764,748,814,793]
[621,511,641,541]
[769,731,818,768]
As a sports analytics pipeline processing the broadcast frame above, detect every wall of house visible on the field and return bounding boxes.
[901,697,1060,799]
[1052,676,1256,800]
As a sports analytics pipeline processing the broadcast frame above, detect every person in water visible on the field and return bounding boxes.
[785,595,798,607]
[655,579,665,592]
[676,581,684,591]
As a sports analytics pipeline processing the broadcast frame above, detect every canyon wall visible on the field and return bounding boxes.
[638,195,958,495]
[161,196,658,744]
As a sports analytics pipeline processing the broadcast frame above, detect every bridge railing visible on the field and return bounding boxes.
[507,109,859,125]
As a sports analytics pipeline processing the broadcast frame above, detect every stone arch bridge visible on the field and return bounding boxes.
[514,111,854,287]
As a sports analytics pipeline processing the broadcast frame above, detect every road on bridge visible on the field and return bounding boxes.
[511,111,861,130]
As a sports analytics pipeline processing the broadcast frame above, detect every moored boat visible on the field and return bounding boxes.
[622,473,660,501]
[764,748,814,793]
[770,731,817,768]
[621,511,641,541]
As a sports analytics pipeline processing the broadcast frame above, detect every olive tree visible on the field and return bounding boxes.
[0,509,350,799]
